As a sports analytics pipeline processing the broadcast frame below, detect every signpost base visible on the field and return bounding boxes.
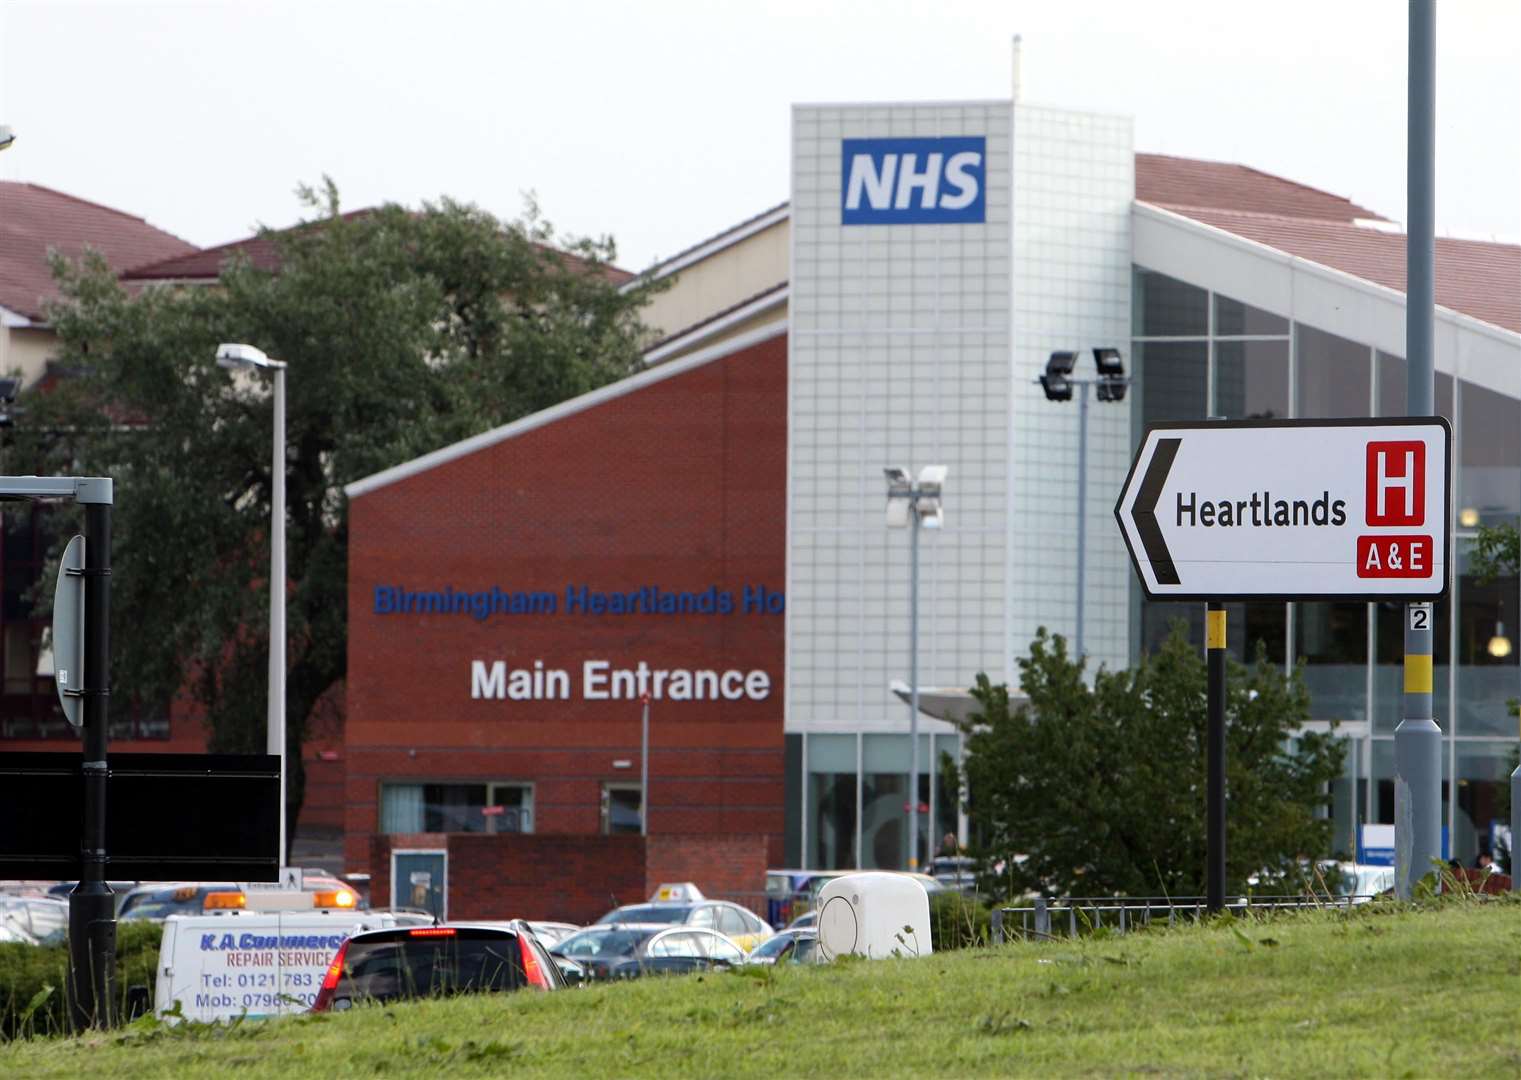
[1394,717,1443,897]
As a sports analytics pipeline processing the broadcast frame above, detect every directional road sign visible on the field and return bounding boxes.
[1115,417,1451,601]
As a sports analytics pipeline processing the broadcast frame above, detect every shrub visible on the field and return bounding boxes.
[928,891,991,951]
[0,920,160,1040]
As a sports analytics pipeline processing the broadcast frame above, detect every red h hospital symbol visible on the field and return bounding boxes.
[1365,441,1425,526]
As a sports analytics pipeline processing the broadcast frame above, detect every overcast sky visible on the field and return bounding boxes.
[2,0,1518,271]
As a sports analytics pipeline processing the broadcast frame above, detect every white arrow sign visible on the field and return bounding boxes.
[1115,418,1451,600]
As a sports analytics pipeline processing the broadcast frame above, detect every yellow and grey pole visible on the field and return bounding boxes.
[1206,602,1226,912]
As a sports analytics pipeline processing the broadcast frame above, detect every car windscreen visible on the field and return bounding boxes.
[747,933,795,960]
[335,930,523,1004]
[595,905,687,925]
[554,927,658,959]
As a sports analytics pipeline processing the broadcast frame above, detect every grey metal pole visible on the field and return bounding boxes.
[69,496,113,1030]
[640,694,650,836]
[908,509,921,870]
[1206,602,1226,913]
[1511,713,1519,889]
[1076,381,1089,659]
[271,365,287,871]
[1396,0,1441,899]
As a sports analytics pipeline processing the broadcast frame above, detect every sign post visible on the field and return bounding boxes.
[1205,601,1226,912]
[1117,419,1451,907]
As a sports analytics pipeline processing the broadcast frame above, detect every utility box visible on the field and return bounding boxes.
[815,872,932,960]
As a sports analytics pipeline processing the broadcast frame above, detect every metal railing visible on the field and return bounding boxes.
[991,894,1380,943]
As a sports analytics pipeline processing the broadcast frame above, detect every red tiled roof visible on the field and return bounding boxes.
[123,210,635,286]
[0,182,197,321]
[1136,153,1519,334]
[1148,204,1521,335]
[1135,153,1387,223]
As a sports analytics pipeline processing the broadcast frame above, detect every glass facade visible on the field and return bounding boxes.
[803,730,960,871]
[1133,266,1521,865]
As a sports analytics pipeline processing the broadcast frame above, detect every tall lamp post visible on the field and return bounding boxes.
[215,343,288,871]
[1035,348,1129,659]
[884,465,946,870]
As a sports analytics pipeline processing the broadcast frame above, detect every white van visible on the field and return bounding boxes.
[155,908,429,1022]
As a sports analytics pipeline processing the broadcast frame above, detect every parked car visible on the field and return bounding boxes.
[0,895,68,946]
[595,889,773,952]
[311,922,564,1011]
[784,910,818,932]
[523,921,580,947]
[118,883,241,922]
[551,923,747,981]
[925,855,979,896]
[763,869,849,928]
[744,928,820,966]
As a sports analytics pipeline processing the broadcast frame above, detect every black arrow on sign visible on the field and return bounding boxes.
[1134,437,1181,586]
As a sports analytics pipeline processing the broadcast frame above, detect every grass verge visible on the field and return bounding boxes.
[4,899,1519,1078]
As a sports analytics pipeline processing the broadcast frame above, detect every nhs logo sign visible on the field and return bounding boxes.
[841,136,986,225]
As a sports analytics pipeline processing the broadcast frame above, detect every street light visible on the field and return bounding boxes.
[884,464,946,871]
[1034,348,1130,659]
[215,342,289,872]
[0,126,15,152]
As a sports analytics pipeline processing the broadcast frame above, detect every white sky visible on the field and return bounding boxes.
[2,0,1518,271]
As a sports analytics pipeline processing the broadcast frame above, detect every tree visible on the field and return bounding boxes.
[4,181,660,854]
[957,627,1345,899]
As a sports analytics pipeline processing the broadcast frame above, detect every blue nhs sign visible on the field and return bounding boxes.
[841,136,986,225]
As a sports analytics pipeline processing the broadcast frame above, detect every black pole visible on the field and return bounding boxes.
[68,499,113,1031]
[1206,601,1226,914]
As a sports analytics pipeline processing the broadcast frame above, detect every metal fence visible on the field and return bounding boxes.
[991,894,1380,943]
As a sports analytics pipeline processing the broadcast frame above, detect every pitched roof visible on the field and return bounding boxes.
[1135,152,1387,223]
[122,211,635,286]
[0,181,197,321]
[1135,153,1520,334]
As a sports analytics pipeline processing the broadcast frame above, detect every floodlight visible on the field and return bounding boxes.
[1040,351,1075,402]
[916,465,947,495]
[917,501,944,529]
[886,499,912,529]
[884,466,912,493]
[1096,377,1127,403]
[215,342,285,371]
[1093,347,1125,378]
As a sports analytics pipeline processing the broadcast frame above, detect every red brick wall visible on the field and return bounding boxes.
[646,833,771,905]
[345,333,788,874]
[369,832,772,925]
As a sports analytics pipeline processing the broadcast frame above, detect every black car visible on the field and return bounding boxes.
[311,922,564,1011]
[550,923,747,981]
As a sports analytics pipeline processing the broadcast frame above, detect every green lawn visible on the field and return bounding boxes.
[5,900,1519,1078]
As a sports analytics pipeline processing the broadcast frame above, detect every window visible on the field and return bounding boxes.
[705,933,746,964]
[1135,269,1207,336]
[717,906,749,936]
[601,784,642,835]
[1138,341,1207,426]
[655,932,704,959]
[688,905,717,929]
[1296,324,1369,418]
[380,782,533,834]
[1214,341,1289,420]
[1214,294,1288,336]
[1458,378,1521,523]
[807,734,857,869]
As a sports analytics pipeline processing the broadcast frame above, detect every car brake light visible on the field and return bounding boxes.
[407,926,457,937]
[519,935,550,990]
[312,889,357,909]
[311,939,350,1012]
[203,891,246,910]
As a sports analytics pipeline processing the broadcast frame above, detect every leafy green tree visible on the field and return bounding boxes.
[4,181,659,854]
[957,627,1345,899]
